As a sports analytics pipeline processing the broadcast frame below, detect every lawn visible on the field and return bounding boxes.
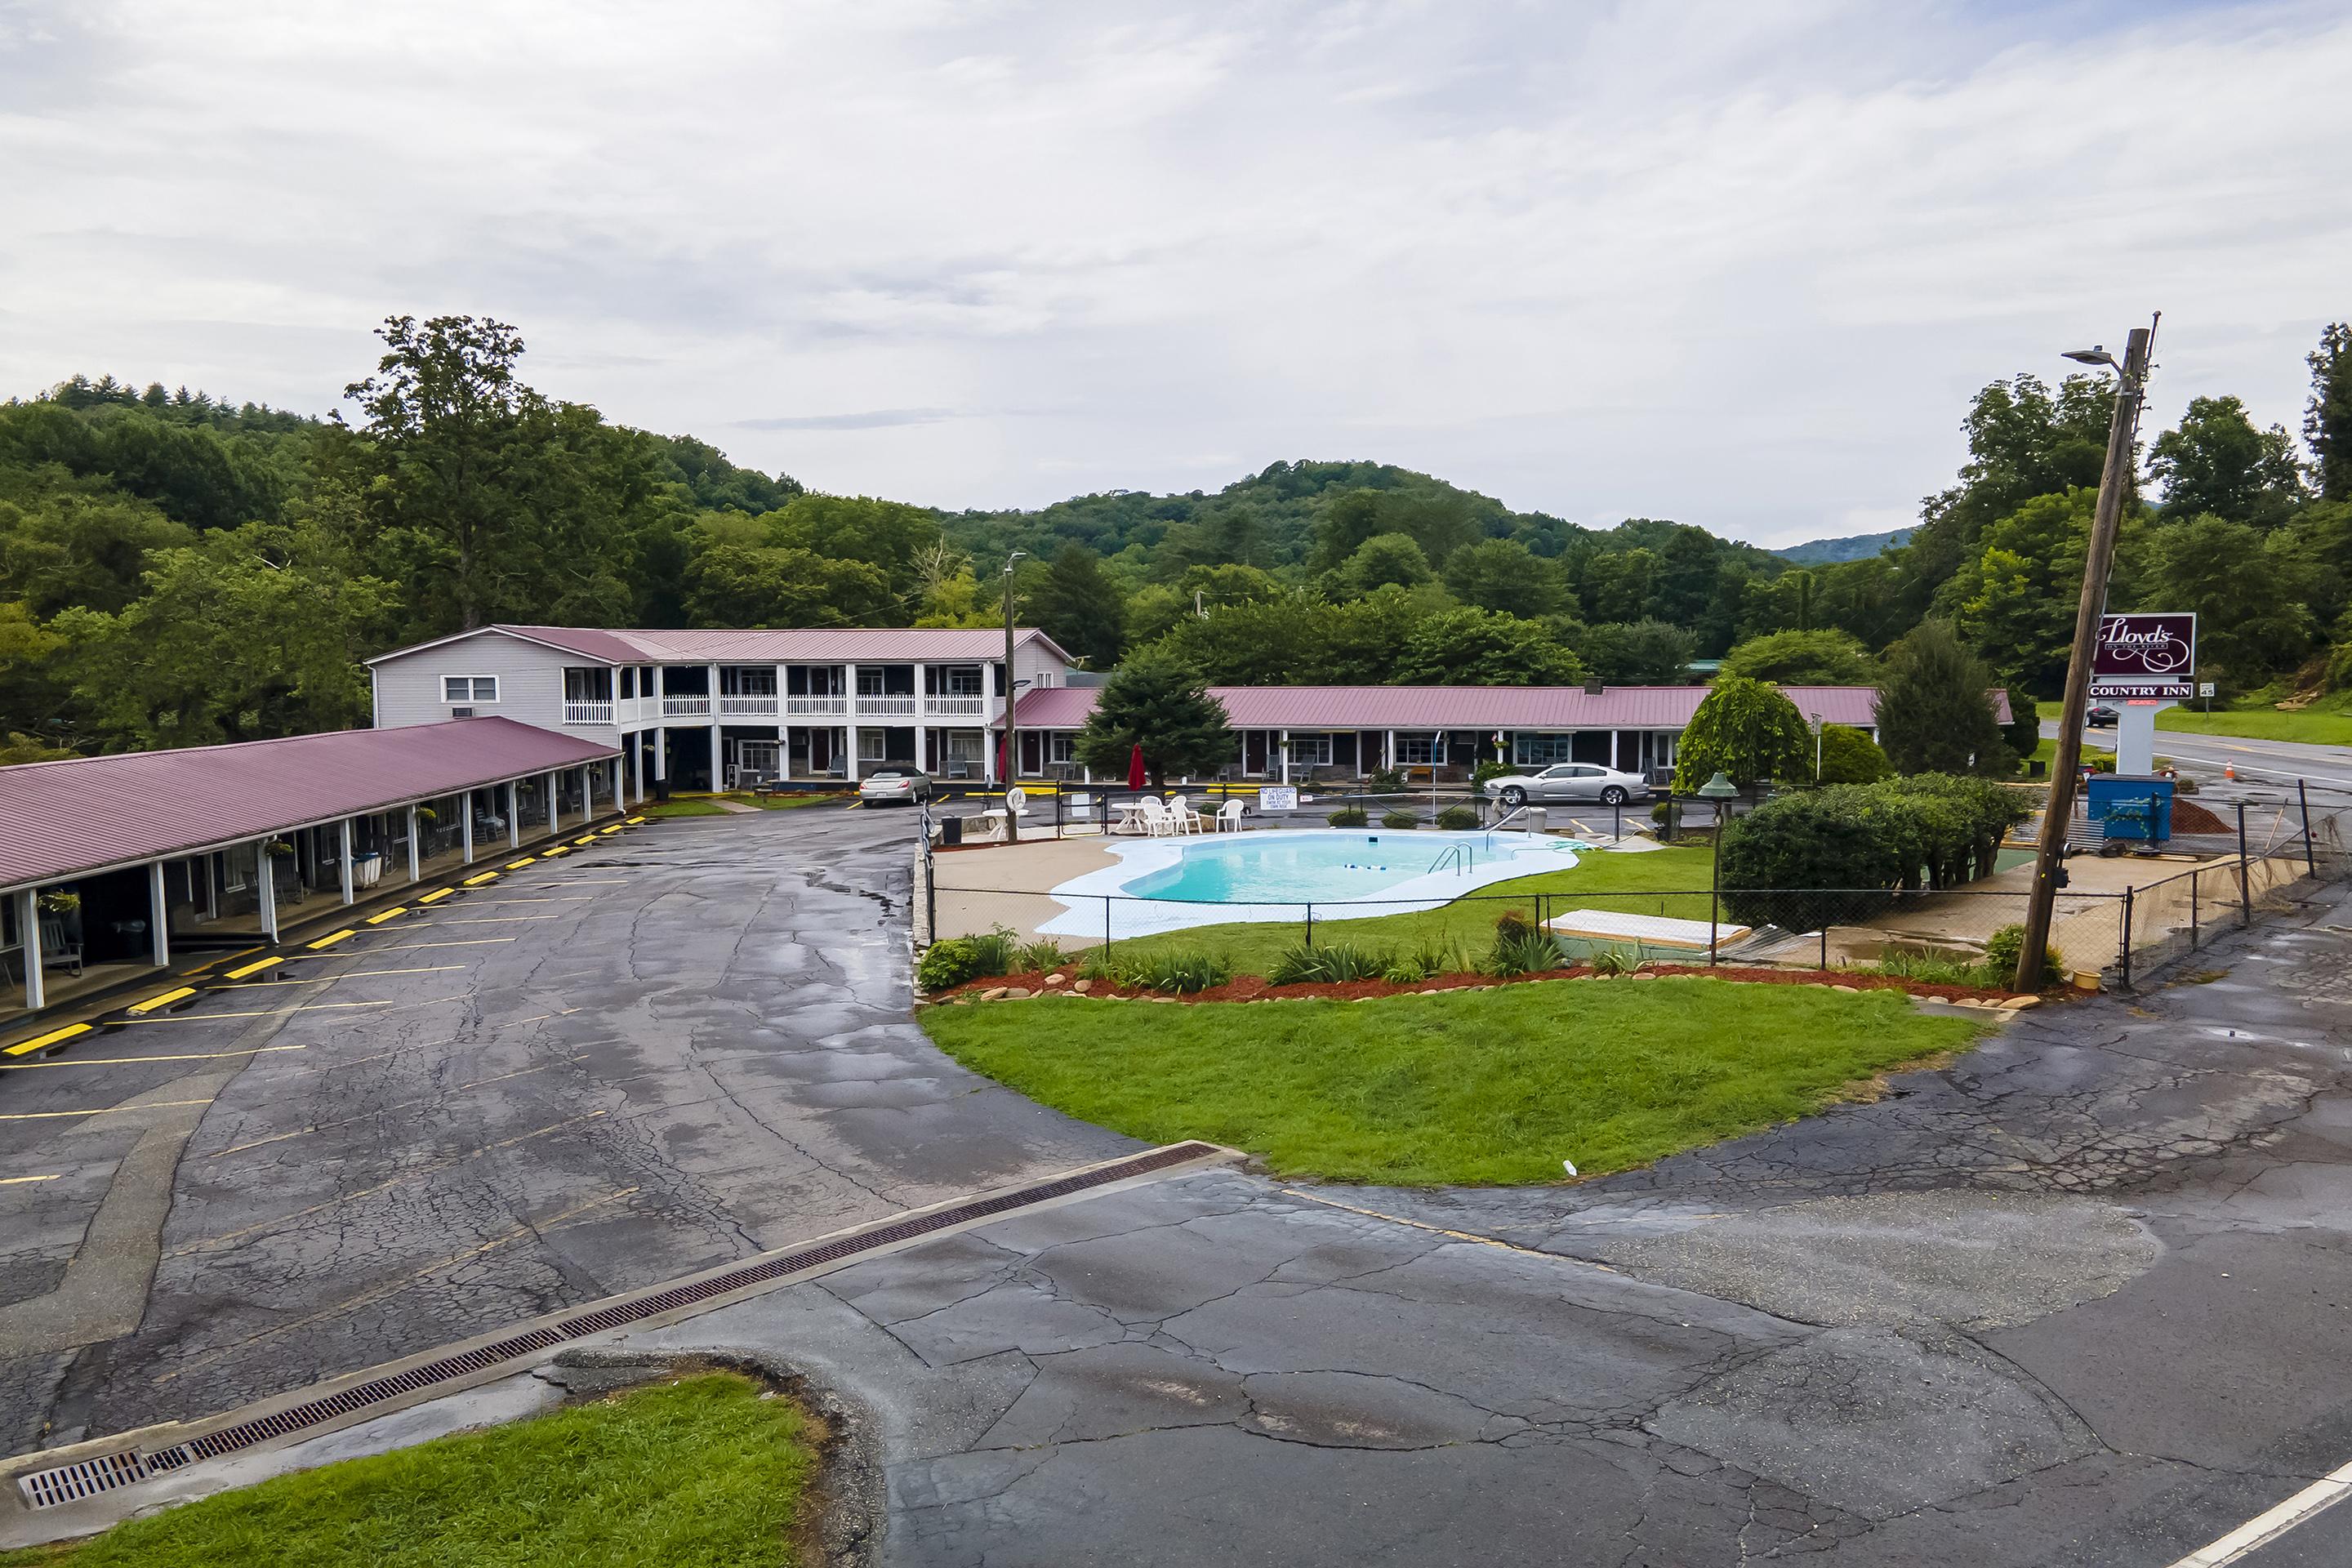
[0,1374,817,1568]
[1103,840,1718,978]
[639,791,849,819]
[922,978,1984,1185]
[2036,697,2352,746]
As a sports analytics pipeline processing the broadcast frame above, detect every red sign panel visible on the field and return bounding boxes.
[2092,613,2195,679]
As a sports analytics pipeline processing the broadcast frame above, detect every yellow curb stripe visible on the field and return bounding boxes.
[572,835,597,846]
[306,929,358,951]
[364,906,408,924]
[599,825,623,835]
[461,871,500,886]
[541,847,568,858]
[5,1022,91,1057]
[505,858,537,871]
[126,987,198,1016]
[625,816,645,824]
[417,888,457,904]
[223,956,283,980]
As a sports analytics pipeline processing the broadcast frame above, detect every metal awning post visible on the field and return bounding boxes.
[16,889,43,1012]
[149,861,170,967]
[339,819,355,905]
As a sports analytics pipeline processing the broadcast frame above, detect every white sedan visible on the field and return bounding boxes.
[1483,763,1651,808]
[857,768,933,804]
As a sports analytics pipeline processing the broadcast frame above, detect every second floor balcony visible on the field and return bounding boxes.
[563,699,615,725]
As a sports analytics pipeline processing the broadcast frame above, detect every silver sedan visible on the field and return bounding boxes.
[1483,763,1651,808]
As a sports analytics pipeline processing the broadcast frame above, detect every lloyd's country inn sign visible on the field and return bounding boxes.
[2091,612,2196,699]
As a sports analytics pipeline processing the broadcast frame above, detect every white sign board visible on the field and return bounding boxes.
[1257,786,1298,813]
[2198,682,2216,697]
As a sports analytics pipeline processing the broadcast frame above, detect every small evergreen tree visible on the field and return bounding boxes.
[1671,676,1811,790]
[1876,619,2010,777]
[1815,724,1893,784]
[1073,658,1233,785]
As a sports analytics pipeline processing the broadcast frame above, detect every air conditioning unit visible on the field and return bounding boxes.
[450,706,474,718]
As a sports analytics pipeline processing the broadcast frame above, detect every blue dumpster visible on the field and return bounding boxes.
[2085,773,2175,845]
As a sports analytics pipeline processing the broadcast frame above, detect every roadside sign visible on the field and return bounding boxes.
[2090,679,2194,700]
[2198,682,2216,697]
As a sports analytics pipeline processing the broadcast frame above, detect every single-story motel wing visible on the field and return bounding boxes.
[1,718,619,1024]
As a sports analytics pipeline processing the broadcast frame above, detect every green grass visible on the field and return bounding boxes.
[1108,842,1717,978]
[2036,697,2352,746]
[639,796,732,817]
[746,791,851,809]
[0,1374,817,1568]
[923,978,1984,1185]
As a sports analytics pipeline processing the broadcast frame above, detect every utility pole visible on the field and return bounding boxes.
[2016,319,2157,991]
[1002,551,1025,844]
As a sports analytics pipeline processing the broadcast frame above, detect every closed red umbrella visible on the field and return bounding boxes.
[1127,742,1147,790]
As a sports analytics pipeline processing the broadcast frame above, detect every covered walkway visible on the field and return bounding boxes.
[0,718,620,1027]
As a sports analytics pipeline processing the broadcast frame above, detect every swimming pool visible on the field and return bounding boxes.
[1038,830,1585,938]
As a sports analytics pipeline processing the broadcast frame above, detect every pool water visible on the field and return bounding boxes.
[1125,831,1579,904]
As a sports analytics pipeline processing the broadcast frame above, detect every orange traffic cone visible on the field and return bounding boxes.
[2224,764,2237,781]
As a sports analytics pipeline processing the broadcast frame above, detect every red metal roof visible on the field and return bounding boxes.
[1009,684,2013,730]
[372,625,1071,666]
[0,718,617,890]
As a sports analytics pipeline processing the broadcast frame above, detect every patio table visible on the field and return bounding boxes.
[1109,800,1154,835]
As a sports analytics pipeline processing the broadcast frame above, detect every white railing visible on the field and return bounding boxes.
[924,697,987,718]
[562,700,615,725]
[785,696,848,716]
[615,697,656,725]
[662,695,710,717]
[719,695,778,716]
[858,695,917,716]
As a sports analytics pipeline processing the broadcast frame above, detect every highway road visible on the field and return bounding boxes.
[2044,719,2352,799]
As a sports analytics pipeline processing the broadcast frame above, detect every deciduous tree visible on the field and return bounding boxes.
[1671,676,1811,790]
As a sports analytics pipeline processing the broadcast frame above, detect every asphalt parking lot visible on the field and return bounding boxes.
[0,805,1129,1453]
[6,806,2352,1564]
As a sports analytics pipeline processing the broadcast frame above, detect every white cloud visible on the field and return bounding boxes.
[2,0,2346,546]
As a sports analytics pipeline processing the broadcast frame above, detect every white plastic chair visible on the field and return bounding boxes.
[1138,797,1174,836]
[1214,799,1246,832]
[1165,795,1205,835]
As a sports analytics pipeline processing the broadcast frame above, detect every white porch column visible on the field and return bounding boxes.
[407,804,421,883]
[1384,730,1395,770]
[981,662,998,785]
[708,660,722,790]
[914,662,929,773]
[338,819,355,906]
[149,861,170,968]
[461,802,475,866]
[583,762,595,819]
[507,783,520,849]
[15,889,42,1012]
[259,841,281,941]
[1281,729,1293,786]
[547,770,560,833]
[844,662,862,781]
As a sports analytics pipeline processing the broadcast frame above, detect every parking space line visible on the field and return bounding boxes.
[408,915,568,926]
[2167,1458,2352,1565]
[201,1055,591,1158]
[0,1174,64,1187]
[283,938,516,956]
[170,1111,609,1255]
[2,1045,310,1071]
[5,1022,92,1057]
[116,998,407,1022]
[0,1098,215,1122]
[534,878,629,886]
[151,1186,643,1388]
[211,964,469,989]
[455,896,595,905]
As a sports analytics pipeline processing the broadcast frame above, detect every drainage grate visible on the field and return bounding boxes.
[15,1140,1220,1508]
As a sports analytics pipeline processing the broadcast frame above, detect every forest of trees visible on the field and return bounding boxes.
[2,314,2347,762]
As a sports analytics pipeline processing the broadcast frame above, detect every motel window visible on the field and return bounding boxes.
[1513,734,1576,767]
[1286,735,1334,766]
[441,675,498,704]
[1049,733,1076,764]
[1395,734,1437,765]
[944,732,985,764]
[858,729,888,762]
[619,668,635,698]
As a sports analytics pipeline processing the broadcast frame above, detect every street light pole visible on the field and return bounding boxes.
[1002,551,1025,845]
[2016,319,2157,992]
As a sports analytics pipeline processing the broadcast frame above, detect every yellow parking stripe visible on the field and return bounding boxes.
[363,906,408,924]
[461,871,501,886]
[572,835,597,846]
[224,956,283,980]
[505,858,537,870]
[0,1174,63,1187]
[5,1022,91,1057]
[306,929,358,951]
[2,1044,310,1070]
[418,888,457,904]
[126,987,198,1016]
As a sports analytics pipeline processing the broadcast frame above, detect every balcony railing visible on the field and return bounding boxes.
[719,695,779,716]
[661,695,710,717]
[563,699,615,725]
[785,696,848,715]
[924,696,987,718]
[858,695,917,716]
[615,696,657,724]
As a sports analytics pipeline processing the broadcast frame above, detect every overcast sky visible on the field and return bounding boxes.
[3,1,2346,546]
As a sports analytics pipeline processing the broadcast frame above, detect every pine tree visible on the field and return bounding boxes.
[2307,322,2352,503]
[1876,620,2009,777]
[1072,658,1232,785]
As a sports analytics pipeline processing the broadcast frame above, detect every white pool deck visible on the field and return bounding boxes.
[1545,908,1752,951]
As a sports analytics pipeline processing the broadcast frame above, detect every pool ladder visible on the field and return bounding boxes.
[1427,843,1476,876]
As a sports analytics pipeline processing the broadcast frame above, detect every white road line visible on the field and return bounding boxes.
[0,1099,215,1122]
[2167,1459,2352,1566]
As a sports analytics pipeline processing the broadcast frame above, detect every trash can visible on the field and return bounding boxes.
[2085,773,2174,846]
[939,814,963,848]
[1522,807,1547,835]
[653,777,671,803]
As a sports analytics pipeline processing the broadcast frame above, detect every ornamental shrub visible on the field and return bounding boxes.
[1326,805,1370,827]
[1982,924,2062,987]
[1380,809,1419,830]
[1814,724,1893,785]
[1436,804,1481,831]
[917,938,989,991]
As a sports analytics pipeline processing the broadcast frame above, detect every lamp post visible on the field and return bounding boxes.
[1001,550,1026,845]
[1697,770,1739,963]
[1808,711,1824,782]
[2016,319,2158,993]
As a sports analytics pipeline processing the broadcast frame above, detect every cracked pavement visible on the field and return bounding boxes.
[6,806,2351,1563]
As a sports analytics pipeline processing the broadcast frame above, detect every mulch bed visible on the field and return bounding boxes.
[927,964,2043,1009]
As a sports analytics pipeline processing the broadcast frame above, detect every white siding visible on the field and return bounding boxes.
[1013,636,1074,693]
[372,630,613,746]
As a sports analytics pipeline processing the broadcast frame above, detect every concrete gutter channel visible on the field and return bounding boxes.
[0,1142,1240,1549]
[0,810,644,1061]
